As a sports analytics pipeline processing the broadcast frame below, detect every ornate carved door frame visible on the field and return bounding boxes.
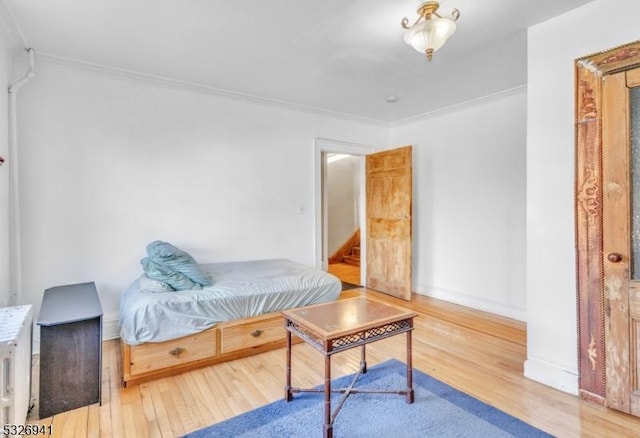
[575,40,640,404]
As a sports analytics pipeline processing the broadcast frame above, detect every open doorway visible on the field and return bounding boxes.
[313,138,373,287]
[325,153,361,286]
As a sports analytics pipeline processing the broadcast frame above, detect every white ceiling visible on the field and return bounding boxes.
[2,0,593,123]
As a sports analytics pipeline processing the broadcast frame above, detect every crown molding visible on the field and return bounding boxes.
[25,51,525,129]
[0,0,27,50]
[36,52,390,128]
[388,84,528,127]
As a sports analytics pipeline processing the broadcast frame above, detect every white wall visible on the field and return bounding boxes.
[327,156,360,255]
[389,89,527,321]
[16,59,387,343]
[14,0,636,399]
[526,0,640,394]
[0,39,13,307]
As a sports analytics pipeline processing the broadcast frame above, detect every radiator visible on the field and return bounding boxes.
[0,305,33,428]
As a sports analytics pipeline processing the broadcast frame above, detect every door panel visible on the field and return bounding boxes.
[630,82,640,415]
[631,86,640,280]
[632,282,640,414]
[366,146,412,300]
[629,68,640,88]
[602,68,640,416]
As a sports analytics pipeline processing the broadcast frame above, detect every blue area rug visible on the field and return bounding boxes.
[183,359,552,438]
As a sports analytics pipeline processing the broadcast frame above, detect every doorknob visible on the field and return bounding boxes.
[607,253,623,263]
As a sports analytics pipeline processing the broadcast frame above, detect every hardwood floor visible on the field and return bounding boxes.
[328,262,360,285]
[27,288,640,437]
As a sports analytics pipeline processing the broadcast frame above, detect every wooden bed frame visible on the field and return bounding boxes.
[121,309,303,387]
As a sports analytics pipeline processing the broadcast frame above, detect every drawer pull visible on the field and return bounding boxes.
[169,347,186,358]
[250,330,263,338]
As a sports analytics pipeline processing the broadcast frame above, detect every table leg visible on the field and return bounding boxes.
[360,344,367,374]
[406,327,415,404]
[324,354,333,438]
[285,328,293,402]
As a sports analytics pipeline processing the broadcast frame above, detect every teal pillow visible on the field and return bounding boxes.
[146,240,212,287]
[138,274,174,293]
[141,257,202,291]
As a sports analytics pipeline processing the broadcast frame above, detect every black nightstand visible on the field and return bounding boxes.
[37,282,102,419]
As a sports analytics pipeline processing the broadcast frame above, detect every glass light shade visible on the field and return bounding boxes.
[404,16,456,54]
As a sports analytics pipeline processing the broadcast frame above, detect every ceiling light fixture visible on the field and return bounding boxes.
[401,1,460,61]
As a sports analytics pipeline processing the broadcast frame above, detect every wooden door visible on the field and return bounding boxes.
[602,67,640,415]
[366,146,412,300]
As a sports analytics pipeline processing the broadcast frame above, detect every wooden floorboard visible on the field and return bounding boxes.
[27,287,640,437]
[328,262,360,285]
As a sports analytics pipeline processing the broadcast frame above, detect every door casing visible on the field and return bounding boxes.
[575,39,640,407]
[313,137,373,285]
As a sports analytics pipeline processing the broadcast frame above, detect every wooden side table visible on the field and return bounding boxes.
[282,297,417,438]
[37,282,103,419]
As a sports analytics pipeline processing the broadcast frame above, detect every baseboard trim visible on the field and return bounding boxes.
[414,284,526,322]
[524,357,579,395]
[103,312,120,340]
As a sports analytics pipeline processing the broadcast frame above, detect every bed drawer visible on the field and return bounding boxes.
[128,328,217,375]
[220,315,285,353]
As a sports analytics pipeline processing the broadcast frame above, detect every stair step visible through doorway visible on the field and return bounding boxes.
[343,246,360,267]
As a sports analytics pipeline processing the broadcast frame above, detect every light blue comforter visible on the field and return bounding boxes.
[119,259,341,345]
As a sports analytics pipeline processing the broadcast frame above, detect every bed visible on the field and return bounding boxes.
[120,255,341,386]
